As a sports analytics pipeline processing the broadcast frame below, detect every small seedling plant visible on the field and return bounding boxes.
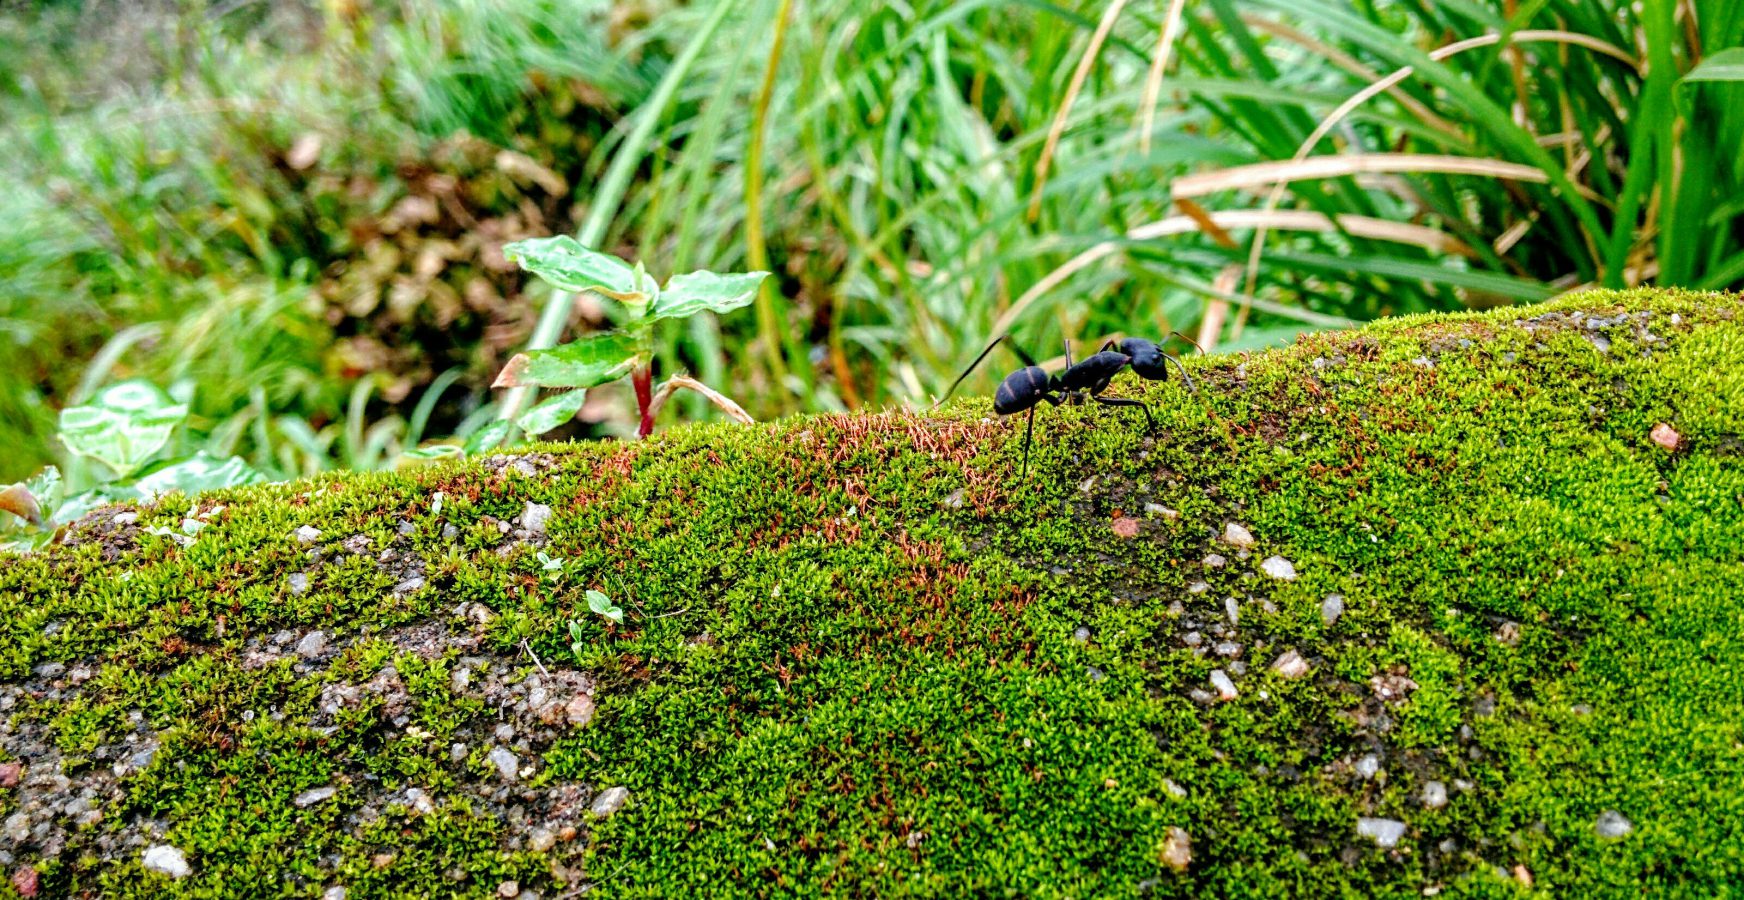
[1,379,264,548]
[488,236,768,442]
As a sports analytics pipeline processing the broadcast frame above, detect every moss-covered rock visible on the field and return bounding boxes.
[3,290,1742,898]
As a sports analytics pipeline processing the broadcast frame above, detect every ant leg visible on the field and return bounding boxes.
[1093,395,1156,430]
[1020,406,1036,478]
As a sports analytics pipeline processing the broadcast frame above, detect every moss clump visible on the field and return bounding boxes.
[3,289,1743,898]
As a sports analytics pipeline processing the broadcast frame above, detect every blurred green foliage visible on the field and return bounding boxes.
[2,0,1741,484]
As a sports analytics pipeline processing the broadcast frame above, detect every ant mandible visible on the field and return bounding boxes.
[939,334,1199,477]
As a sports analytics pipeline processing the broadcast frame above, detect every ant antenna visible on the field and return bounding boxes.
[1167,331,1207,355]
[936,334,1037,408]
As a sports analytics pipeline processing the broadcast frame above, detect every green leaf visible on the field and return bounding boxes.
[1683,48,1744,84]
[132,453,267,498]
[503,236,640,298]
[493,332,643,389]
[58,380,189,476]
[516,389,589,437]
[586,589,624,625]
[401,445,463,461]
[463,420,516,455]
[650,270,771,321]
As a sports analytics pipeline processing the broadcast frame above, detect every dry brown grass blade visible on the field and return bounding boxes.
[1028,0,1129,222]
[647,375,755,425]
[1237,14,1460,137]
[969,207,1434,370]
[1138,0,1190,156]
[1173,153,1552,199]
[0,483,43,528]
[1198,265,1241,351]
[1229,29,1638,304]
[1174,198,1240,249]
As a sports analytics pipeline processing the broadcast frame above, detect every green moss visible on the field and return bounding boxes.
[3,289,1743,897]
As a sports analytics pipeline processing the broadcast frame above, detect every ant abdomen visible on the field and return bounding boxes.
[994,366,1050,415]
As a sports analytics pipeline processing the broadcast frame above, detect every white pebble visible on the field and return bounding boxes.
[1209,669,1238,701]
[1222,523,1256,548]
[521,502,552,535]
[143,844,192,878]
[296,631,328,658]
[1355,754,1381,780]
[293,525,322,544]
[1422,781,1448,810]
[1357,817,1407,848]
[1321,594,1345,626]
[1225,597,1240,627]
[591,786,631,817]
[1160,826,1192,870]
[489,747,519,782]
[1269,650,1311,679]
[1260,556,1297,581]
[293,785,337,808]
[1595,810,1633,839]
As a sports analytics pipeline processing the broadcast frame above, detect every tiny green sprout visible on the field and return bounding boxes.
[537,551,566,580]
[586,589,625,625]
[567,620,586,658]
[495,236,767,440]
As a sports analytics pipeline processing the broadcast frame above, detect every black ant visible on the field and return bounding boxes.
[940,334,1199,476]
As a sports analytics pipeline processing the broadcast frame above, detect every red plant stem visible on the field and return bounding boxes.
[633,364,655,438]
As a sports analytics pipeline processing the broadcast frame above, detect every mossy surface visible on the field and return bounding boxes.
[3,289,1743,898]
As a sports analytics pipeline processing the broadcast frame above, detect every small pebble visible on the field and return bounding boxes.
[1650,423,1680,451]
[1321,594,1345,626]
[522,502,553,535]
[0,761,21,788]
[528,828,558,852]
[293,525,322,544]
[1260,556,1297,581]
[941,489,965,510]
[1209,669,1238,701]
[489,747,519,782]
[1187,580,1210,594]
[1595,810,1632,839]
[1145,503,1179,520]
[1087,666,1106,682]
[405,788,435,815]
[591,786,630,817]
[13,867,39,898]
[1203,553,1226,568]
[1269,650,1310,679]
[1357,817,1407,848]
[1225,597,1240,627]
[322,888,347,900]
[1182,631,1202,647]
[296,631,328,659]
[1214,641,1242,658]
[1111,517,1141,539]
[1422,781,1448,810]
[294,786,337,808]
[1162,779,1188,799]
[498,881,520,898]
[142,845,192,879]
[1071,626,1091,643]
[288,573,310,595]
[1222,523,1255,548]
[1355,754,1381,780]
[450,743,468,763]
[1159,827,1192,871]
[495,723,516,743]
